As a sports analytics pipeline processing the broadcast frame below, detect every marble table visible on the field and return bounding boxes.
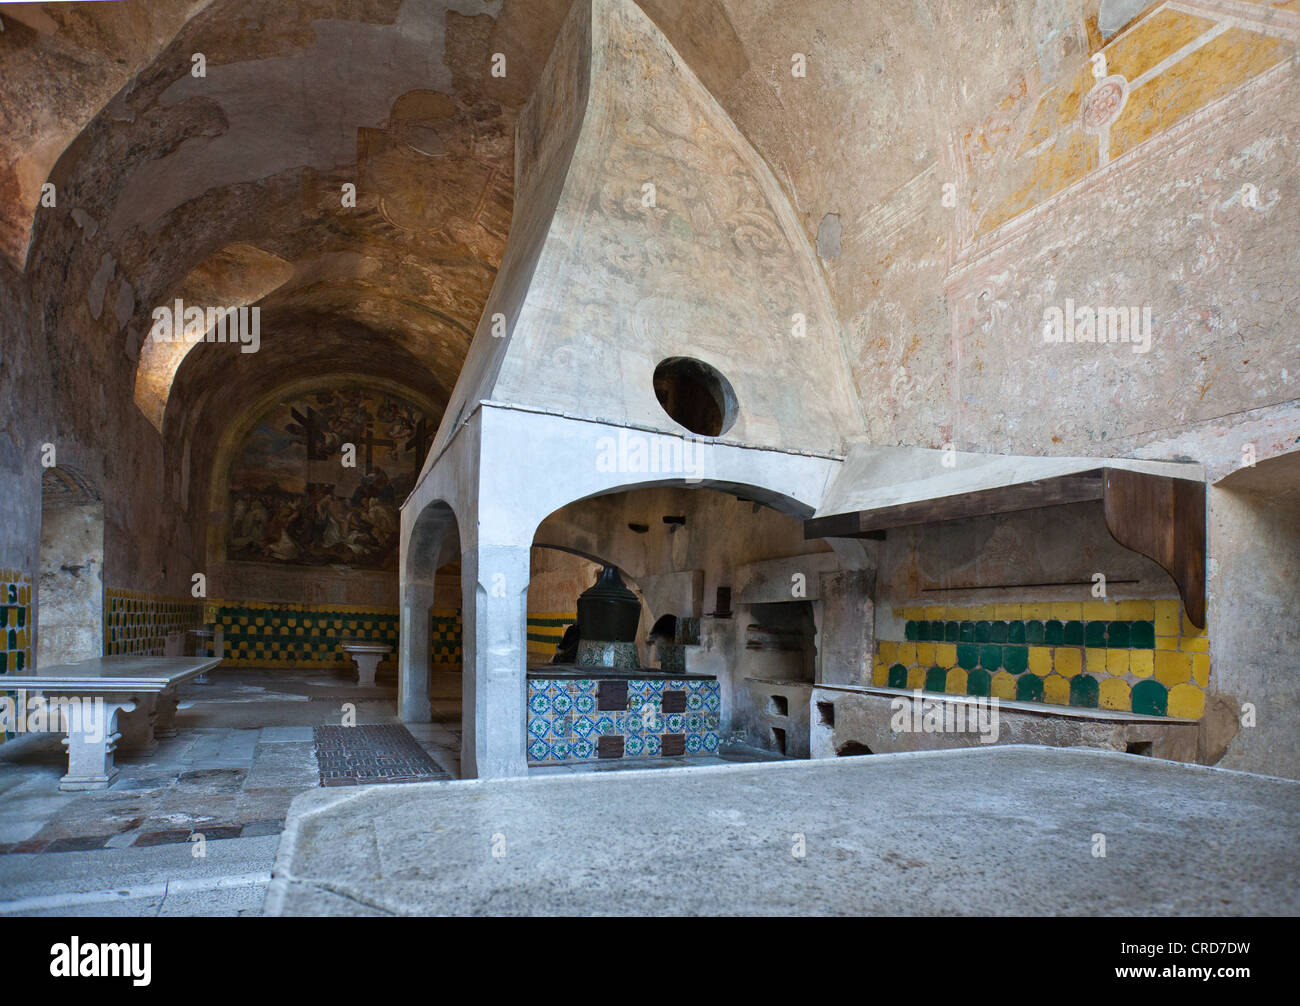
[340,643,391,686]
[2,655,220,790]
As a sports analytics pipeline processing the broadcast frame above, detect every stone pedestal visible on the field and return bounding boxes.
[59,698,135,791]
[117,695,159,755]
[154,687,180,738]
[342,643,391,686]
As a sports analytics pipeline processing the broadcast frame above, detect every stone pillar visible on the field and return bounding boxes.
[461,543,531,779]
[817,569,875,685]
[399,583,434,723]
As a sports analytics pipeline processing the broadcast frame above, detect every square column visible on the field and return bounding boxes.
[399,583,435,722]
[461,543,531,779]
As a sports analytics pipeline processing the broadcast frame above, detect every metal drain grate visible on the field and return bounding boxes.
[312,724,448,786]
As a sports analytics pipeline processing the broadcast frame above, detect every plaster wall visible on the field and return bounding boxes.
[36,503,104,666]
[435,0,862,462]
[1207,482,1300,778]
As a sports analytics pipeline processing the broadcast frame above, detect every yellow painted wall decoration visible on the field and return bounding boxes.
[969,1,1296,239]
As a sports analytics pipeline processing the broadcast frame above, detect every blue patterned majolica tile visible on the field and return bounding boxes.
[644,735,661,756]
[594,715,617,736]
[574,739,594,760]
[572,715,595,738]
[574,694,595,714]
[685,734,703,754]
[529,716,550,738]
[625,735,644,756]
[550,740,570,761]
[529,692,550,714]
[703,732,720,752]
[666,713,685,733]
[552,692,572,714]
[529,739,550,761]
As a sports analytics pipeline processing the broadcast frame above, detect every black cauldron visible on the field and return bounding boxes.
[576,566,641,643]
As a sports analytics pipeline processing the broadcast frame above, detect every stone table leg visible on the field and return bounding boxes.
[60,698,135,791]
[117,694,159,755]
[154,687,180,739]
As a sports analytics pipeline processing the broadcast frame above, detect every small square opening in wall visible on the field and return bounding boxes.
[770,727,787,755]
[817,701,835,726]
[768,694,789,717]
[1126,741,1153,757]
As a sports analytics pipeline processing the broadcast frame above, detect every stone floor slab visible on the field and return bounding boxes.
[268,746,1300,917]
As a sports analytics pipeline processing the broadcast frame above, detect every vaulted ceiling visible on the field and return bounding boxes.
[0,0,1109,457]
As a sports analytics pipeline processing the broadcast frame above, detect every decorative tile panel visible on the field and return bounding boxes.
[527,676,721,763]
[104,587,203,656]
[526,611,575,659]
[876,600,1209,719]
[206,600,462,669]
[0,569,33,744]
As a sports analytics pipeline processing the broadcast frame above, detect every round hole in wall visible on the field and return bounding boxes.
[652,357,737,437]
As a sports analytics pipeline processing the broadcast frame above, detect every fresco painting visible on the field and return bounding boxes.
[226,388,432,570]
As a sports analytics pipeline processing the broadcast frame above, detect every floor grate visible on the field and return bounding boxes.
[312,724,449,786]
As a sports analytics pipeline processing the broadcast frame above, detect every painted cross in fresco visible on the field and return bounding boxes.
[288,405,330,461]
[405,417,434,470]
[356,424,395,475]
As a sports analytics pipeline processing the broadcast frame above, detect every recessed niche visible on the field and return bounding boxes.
[836,741,873,757]
[768,695,789,717]
[652,357,737,437]
[817,701,835,727]
[770,727,787,755]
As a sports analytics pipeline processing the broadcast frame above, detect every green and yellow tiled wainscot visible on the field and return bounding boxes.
[874,601,1209,719]
[105,588,204,656]
[526,611,577,660]
[1,569,33,744]
[207,601,463,669]
[1,569,32,675]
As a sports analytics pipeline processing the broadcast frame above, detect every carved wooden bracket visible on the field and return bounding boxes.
[805,466,1207,628]
[1101,469,1206,629]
